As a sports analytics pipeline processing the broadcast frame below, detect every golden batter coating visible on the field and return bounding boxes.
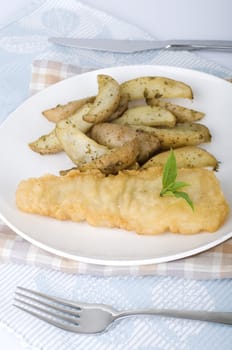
[16,167,229,235]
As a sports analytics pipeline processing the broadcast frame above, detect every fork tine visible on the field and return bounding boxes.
[15,291,81,317]
[16,286,82,309]
[14,304,80,333]
[14,297,80,325]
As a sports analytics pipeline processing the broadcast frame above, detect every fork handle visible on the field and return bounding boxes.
[114,309,232,325]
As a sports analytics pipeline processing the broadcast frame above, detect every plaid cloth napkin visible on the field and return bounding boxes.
[0,59,231,279]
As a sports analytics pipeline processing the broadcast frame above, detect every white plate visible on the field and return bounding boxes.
[0,65,232,266]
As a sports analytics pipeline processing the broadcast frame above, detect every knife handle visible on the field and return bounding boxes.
[168,43,232,52]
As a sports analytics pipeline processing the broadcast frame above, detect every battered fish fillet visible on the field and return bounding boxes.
[16,168,229,235]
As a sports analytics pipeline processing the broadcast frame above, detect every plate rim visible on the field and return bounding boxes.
[1,212,232,266]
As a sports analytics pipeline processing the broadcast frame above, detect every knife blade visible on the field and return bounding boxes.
[48,37,232,53]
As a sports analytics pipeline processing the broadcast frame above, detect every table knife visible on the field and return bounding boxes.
[48,38,232,53]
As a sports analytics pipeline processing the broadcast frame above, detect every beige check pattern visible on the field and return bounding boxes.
[0,59,231,278]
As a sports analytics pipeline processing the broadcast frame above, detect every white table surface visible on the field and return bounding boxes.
[0,0,231,348]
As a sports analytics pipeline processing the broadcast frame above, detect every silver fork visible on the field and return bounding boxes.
[14,287,232,334]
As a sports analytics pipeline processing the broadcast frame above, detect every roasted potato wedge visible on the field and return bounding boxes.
[129,122,211,149]
[90,122,138,148]
[80,139,140,174]
[55,117,108,166]
[120,76,193,100]
[29,129,63,155]
[29,104,93,155]
[108,94,129,121]
[147,98,205,123]
[113,105,176,127]
[142,146,218,170]
[66,103,93,133]
[84,75,120,123]
[42,96,95,122]
[90,123,160,163]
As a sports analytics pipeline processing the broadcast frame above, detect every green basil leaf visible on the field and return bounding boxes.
[162,148,177,188]
[169,181,190,192]
[160,149,194,210]
[174,191,194,211]
[160,189,174,197]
